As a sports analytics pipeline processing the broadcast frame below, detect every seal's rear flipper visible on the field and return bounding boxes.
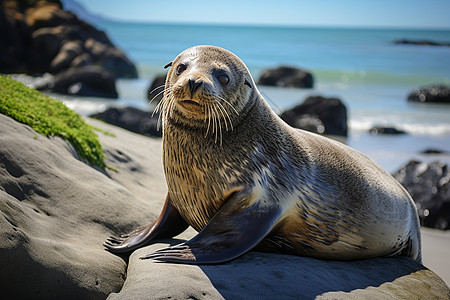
[104,194,188,254]
[140,190,282,264]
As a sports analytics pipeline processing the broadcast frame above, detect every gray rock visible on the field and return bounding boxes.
[258,66,314,88]
[108,242,450,299]
[0,114,163,299]
[393,160,450,230]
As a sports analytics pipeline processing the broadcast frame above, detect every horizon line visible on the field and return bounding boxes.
[96,17,450,32]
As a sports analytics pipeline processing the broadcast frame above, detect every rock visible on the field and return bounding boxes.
[394,39,450,47]
[36,65,118,98]
[280,96,348,137]
[0,0,138,94]
[393,160,450,230]
[0,1,33,74]
[407,84,450,104]
[369,126,407,135]
[50,40,84,73]
[257,66,314,88]
[91,107,162,137]
[421,149,449,155]
[147,74,167,103]
[0,113,166,299]
[1,113,449,298]
[108,242,450,299]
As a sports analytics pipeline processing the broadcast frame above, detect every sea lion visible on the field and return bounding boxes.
[104,45,422,264]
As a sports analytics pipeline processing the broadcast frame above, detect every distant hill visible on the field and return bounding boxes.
[60,0,110,24]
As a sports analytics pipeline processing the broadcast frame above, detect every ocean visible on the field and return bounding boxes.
[61,21,450,173]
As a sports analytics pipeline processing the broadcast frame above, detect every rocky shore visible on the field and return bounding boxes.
[1,113,449,299]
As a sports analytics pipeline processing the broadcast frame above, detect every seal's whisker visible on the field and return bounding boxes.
[209,103,217,143]
[212,104,223,145]
[152,85,173,116]
[214,101,229,132]
[215,99,233,131]
[154,96,168,130]
[211,104,217,142]
[148,84,167,105]
[168,94,177,120]
[205,103,212,137]
[150,86,172,107]
[159,92,175,130]
[216,95,239,115]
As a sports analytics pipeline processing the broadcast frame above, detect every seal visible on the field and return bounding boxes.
[104,45,422,264]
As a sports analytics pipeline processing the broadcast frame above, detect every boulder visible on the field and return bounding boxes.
[421,149,448,155]
[50,40,84,73]
[394,39,450,47]
[393,160,450,230]
[257,66,314,88]
[91,107,162,137]
[407,84,450,104]
[0,0,138,96]
[36,65,118,98]
[280,96,348,137]
[147,74,167,103]
[0,114,166,299]
[369,126,407,135]
[108,242,449,299]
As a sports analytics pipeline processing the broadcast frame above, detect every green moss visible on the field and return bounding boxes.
[0,75,106,169]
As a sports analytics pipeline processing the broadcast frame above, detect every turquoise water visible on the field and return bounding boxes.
[62,21,450,172]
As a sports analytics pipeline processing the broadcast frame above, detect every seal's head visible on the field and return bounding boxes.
[158,45,255,141]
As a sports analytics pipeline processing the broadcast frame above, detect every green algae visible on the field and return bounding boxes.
[0,75,106,169]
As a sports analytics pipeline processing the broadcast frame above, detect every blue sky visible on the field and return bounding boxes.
[74,0,450,29]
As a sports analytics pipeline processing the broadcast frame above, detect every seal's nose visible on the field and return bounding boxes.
[188,78,203,97]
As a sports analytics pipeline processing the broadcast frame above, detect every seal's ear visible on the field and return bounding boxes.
[164,62,173,69]
[244,79,253,88]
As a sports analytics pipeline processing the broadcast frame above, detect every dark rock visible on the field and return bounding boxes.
[0,0,138,91]
[421,149,448,155]
[258,66,314,88]
[394,39,450,47]
[50,40,84,73]
[393,160,450,230]
[369,126,407,135]
[36,65,118,98]
[147,74,167,103]
[280,96,348,137]
[407,85,450,104]
[91,107,162,137]
[0,1,33,74]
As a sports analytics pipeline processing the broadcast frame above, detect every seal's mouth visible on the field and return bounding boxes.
[177,99,204,114]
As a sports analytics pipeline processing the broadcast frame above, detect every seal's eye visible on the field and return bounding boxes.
[176,63,187,75]
[217,75,229,85]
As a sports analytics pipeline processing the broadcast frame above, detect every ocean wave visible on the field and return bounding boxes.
[314,69,449,88]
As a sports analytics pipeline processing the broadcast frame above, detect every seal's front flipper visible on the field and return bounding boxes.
[104,194,188,254]
[140,189,282,264]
